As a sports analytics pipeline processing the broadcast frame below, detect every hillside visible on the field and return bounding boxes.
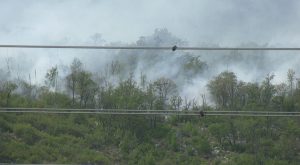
[0,62,300,164]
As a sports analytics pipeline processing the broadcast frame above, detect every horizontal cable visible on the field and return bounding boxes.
[0,107,184,112]
[1,108,300,114]
[0,108,299,117]
[205,114,300,117]
[0,111,299,117]
[0,44,300,51]
[0,110,202,115]
[0,110,197,115]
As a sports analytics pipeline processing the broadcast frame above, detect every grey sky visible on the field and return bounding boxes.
[1,0,300,46]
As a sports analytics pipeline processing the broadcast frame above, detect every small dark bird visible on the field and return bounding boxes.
[199,111,205,117]
[172,45,177,51]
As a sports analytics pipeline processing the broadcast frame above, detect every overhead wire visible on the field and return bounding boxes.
[1,44,300,51]
[0,108,299,117]
[1,107,300,113]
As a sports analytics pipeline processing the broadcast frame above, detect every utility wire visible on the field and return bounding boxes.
[1,108,299,117]
[0,111,299,117]
[1,107,300,114]
[0,107,300,114]
[1,44,300,51]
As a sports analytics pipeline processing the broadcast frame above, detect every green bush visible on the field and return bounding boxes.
[192,136,211,155]
[0,140,30,163]
[13,124,43,145]
[181,122,198,137]
[0,117,12,133]
[128,143,156,165]
[119,132,138,155]
[167,131,179,152]
[76,150,110,165]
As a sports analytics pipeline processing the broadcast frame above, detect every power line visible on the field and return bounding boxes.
[0,108,299,117]
[1,107,300,114]
[0,110,197,115]
[1,44,300,51]
[1,111,299,117]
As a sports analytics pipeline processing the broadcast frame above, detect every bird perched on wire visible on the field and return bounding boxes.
[172,45,177,51]
[199,111,205,117]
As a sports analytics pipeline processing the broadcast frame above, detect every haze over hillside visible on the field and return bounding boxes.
[1,0,300,103]
[1,29,300,104]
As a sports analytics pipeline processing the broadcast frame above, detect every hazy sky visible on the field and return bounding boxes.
[1,0,300,103]
[1,0,300,46]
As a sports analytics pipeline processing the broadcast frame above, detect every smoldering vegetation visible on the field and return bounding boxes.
[1,29,300,106]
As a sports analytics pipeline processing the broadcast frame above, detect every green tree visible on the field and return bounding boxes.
[287,69,295,96]
[180,54,207,78]
[0,81,17,106]
[76,71,98,108]
[66,58,83,106]
[260,74,276,107]
[45,66,58,91]
[153,77,177,109]
[207,71,238,109]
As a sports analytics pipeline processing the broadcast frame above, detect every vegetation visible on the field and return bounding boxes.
[0,58,299,164]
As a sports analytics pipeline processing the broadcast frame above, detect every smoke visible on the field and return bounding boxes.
[1,29,300,104]
[1,0,300,45]
[1,0,300,103]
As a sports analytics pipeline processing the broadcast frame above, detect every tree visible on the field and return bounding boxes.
[76,71,98,108]
[207,71,238,109]
[260,74,276,106]
[44,67,59,107]
[116,78,141,109]
[236,81,247,108]
[152,77,177,109]
[142,83,156,110]
[272,83,288,111]
[170,95,182,110]
[140,72,147,89]
[45,66,58,91]
[287,69,295,96]
[181,54,207,78]
[0,81,17,106]
[66,58,83,106]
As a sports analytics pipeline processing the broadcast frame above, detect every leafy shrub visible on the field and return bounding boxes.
[0,117,12,133]
[13,124,43,145]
